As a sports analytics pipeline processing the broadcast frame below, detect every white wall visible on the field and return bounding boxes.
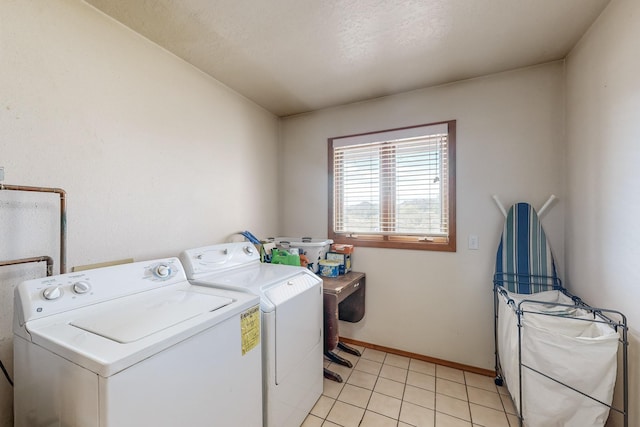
[0,0,279,424]
[565,0,640,425]
[4,0,634,425]
[280,63,565,370]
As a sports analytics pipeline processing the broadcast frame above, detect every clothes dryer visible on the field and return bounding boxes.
[180,242,323,427]
[13,258,262,427]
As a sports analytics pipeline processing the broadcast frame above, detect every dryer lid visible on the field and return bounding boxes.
[70,290,233,343]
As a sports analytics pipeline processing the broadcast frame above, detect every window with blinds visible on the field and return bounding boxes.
[328,120,456,251]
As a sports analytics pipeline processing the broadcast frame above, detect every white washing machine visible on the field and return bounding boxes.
[13,257,262,427]
[180,242,323,427]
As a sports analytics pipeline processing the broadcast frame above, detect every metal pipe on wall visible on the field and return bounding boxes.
[0,184,67,274]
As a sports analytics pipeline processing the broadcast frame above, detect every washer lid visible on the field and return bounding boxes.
[191,263,320,312]
[70,290,232,343]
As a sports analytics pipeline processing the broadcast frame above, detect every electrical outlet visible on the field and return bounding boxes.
[468,234,479,250]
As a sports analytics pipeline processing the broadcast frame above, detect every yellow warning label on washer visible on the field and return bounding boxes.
[240,305,260,355]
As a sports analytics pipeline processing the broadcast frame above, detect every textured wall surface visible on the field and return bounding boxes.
[0,0,279,424]
[565,0,640,425]
[280,62,565,370]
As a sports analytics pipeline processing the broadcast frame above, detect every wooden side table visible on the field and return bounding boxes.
[322,271,366,382]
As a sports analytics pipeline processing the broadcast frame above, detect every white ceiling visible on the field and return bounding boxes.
[85,0,610,117]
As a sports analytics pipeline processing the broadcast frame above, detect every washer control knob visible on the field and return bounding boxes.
[244,246,255,255]
[72,281,91,294]
[154,264,172,278]
[43,286,63,300]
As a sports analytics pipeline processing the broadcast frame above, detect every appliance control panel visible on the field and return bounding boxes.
[15,257,186,323]
[180,242,260,279]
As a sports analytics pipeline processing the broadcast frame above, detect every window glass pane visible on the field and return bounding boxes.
[336,148,380,232]
[329,120,456,251]
[336,136,447,236]
[395,145,444,234]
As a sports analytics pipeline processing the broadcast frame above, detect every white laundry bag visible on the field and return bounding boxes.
[498,290,619,427]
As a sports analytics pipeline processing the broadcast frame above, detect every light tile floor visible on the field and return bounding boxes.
[303,345,520,427]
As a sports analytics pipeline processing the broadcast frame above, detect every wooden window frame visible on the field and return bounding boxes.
[328,120,456,252]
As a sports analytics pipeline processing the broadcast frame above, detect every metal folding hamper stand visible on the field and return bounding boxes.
[492,195,628,427]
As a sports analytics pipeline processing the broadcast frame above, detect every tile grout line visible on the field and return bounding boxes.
[465,373,473,426]
[314,347,512,427]
[433,367,438,427]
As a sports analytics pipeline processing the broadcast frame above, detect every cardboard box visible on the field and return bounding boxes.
[330,244,354,254]
[326,251,351,274]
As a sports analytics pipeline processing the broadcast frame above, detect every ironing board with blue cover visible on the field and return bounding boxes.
[494,202,561,293]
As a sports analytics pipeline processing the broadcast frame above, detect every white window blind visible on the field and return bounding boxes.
[330,121,453,246]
